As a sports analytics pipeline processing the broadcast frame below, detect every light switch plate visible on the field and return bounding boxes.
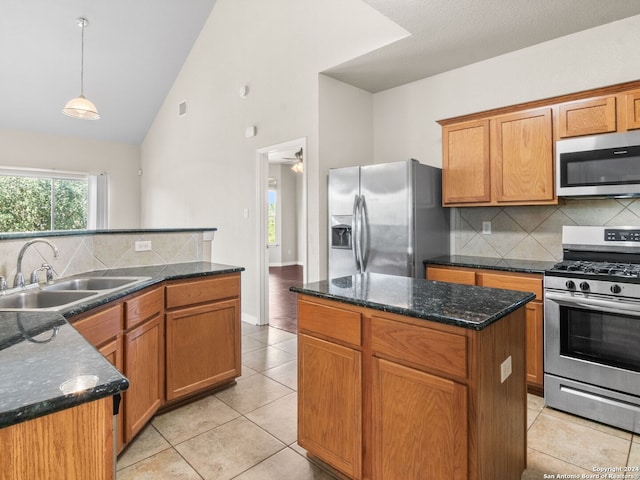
[500,356,512,383]
[482,221,491,234]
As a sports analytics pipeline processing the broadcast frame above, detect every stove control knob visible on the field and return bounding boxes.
[579,282,590,291]
[611,284,622,294]
[565,280,576,290]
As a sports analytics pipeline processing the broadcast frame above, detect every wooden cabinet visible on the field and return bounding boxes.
[0,397,113,480]
[372,358,467,480]
[442,120,491,204]
[623,89,640,130]
[164,273,241,402]
[558,96,617,138]
[491,108,554,203]
[442,108,554,207]
[123,287,164,443]
[71,304,124,453]
[299,334,362,478]
[297,295,527,480]
[426,265,544,394]
[297,298,362,479]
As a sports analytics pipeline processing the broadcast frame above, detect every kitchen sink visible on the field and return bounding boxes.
[42,276,150,292]
[0,290,98,310]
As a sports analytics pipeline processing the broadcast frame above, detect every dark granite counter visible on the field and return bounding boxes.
[0,227,217,241]
[424,255,557,275]
[0,261,244,429]
[291,273,535,330]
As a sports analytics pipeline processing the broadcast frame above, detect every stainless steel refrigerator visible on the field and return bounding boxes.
[328,159,449,279]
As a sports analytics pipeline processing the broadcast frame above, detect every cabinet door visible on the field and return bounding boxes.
[492,108,554,203]
[624,90,640,130]
[298,334,362,479]
[558,96,617,138]
[526,301,544,390]
[165,299,241,401]
[442,120,491,205]
[372,358,467,480]
[123,313,163,443]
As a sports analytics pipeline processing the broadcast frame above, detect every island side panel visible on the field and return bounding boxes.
[467,306,527,480]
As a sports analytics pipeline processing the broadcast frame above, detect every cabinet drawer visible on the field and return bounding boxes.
[72,304,123,347]
[371,316,467,379]
[477,272,542,299]
[298,298,361,347]
[125,287,164,330]
[426,266,476,285]
[166,274,240,309]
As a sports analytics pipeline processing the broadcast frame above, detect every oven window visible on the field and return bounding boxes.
[560,306,640,372]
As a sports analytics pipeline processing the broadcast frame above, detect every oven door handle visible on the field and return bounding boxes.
[545,291,640,317]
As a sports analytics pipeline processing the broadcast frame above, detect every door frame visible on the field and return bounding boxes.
[256,137,307,325]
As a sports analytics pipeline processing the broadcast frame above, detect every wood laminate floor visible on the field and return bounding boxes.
[268,265,303,334]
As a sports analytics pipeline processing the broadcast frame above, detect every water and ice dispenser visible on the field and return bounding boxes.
[330,216,352,250]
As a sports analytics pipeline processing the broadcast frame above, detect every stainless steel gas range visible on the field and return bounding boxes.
[544,226,640,433]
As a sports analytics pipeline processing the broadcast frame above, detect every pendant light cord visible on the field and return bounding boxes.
[80,20,85,97]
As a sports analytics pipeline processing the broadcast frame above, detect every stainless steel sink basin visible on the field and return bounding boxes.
[0,290,98,309]
[42,276,150,292]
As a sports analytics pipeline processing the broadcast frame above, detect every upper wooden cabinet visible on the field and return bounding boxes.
[558,96,617,138]
[442,108,554,206]
[442,120,490,204]
[623,89,640,130]
[492,108,554,203]
[439,79,640,206]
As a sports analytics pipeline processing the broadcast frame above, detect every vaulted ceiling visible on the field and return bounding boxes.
[2,0,640,145]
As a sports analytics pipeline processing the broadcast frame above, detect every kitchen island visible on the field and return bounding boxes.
[0,261,243,480]
[291,273,535,480]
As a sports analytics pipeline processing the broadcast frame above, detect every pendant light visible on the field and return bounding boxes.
[62,17,100,120]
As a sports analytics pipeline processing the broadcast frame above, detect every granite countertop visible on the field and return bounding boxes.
[424,255,557,274]
[291,273,535,331]
[0,261,244,429]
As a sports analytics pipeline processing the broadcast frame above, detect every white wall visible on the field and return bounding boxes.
[318,74,375,278]
[373,14,640,167]
[140,0,406,324]
[0,128,141,228]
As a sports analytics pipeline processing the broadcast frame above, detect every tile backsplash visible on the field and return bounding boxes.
[0,231,212,284]
[452,197,640,261]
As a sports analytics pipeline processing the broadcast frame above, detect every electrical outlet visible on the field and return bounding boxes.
[482,221,492,234]
[134,240,152,252]
[500,356,512,383]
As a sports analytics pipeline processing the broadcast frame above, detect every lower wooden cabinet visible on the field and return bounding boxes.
[71,304,124,452]
[372,358,467,480]
[164,273,242,403]
[69,274,242,451]
[0,397,114,480]
[165,299,241,401]
[426,265,545,394]
[298,334,362,479]
[297,295,527,480]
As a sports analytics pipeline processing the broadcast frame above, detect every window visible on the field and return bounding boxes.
[267,177,277,245]
[0,168,107,233]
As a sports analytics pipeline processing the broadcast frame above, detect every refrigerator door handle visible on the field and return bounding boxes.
[360,195,368,272]
[352,194,362,273]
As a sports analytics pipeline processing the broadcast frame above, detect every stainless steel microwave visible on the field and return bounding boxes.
[556,130,640,197]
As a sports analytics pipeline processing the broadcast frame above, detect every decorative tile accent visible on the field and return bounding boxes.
[453,198,640,261]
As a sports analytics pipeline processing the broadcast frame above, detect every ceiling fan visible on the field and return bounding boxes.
[283,148,303,173]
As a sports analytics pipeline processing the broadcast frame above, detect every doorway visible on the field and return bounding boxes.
[256,138,307,331]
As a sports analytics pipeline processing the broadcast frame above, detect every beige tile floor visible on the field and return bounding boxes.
[116,323,640,479]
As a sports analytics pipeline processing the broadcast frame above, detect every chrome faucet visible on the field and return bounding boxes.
[14,239,60,288]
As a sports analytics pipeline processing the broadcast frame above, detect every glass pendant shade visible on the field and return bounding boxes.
[62,95,100,120]
[291,161,303,173]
